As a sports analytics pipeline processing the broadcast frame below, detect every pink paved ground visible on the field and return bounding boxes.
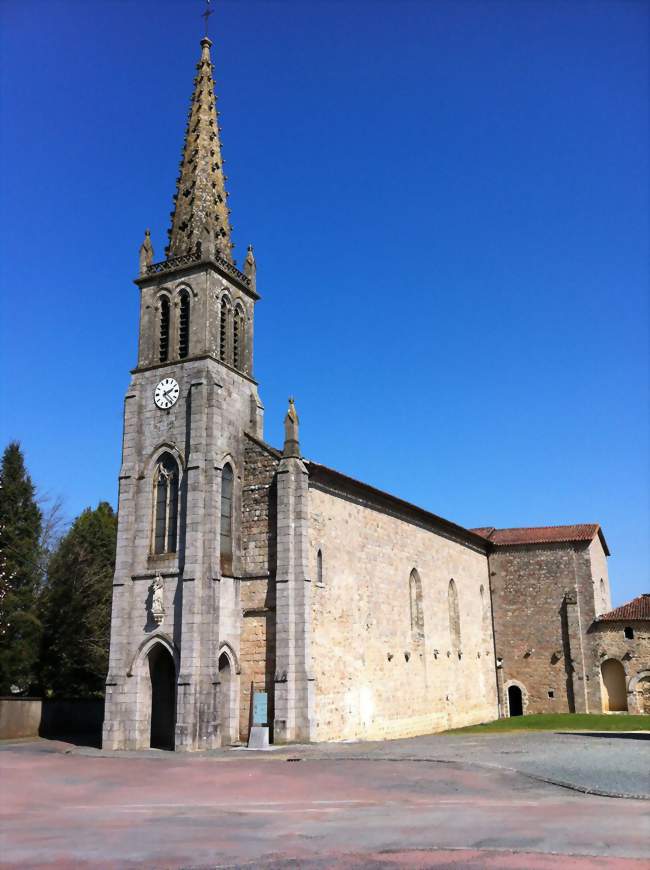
[1,744,648,868]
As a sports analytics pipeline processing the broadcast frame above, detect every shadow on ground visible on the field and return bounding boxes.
[557,731,650,741]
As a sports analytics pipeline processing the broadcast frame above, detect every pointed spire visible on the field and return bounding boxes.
[243,244,256,290]
[283,398,300,458]
[166,36,233,262]
[139,229,154,275]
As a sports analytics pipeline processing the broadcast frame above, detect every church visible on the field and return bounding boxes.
[102,32,636,753]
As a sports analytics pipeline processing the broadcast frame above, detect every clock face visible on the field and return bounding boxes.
[154,378,180,410]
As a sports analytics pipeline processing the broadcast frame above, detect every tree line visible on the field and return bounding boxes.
[0,442,117,697]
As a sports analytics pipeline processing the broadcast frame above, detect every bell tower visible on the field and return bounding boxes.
[103,32,263,751]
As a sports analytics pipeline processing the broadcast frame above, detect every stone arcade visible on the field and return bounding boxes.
[102,32,643,752]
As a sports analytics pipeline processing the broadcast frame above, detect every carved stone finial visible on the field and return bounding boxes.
[150,573,165,626]
[139,229,154,275]
[283,397,300,458]
[243,244,256,289]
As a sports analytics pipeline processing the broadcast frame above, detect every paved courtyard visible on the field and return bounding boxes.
[1,732,648,868]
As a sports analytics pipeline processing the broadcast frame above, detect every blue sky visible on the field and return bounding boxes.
[1,0,647,604]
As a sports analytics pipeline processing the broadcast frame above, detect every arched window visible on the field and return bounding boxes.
[409,569,424,641]
[480,584,490,636]
[159,297,170,363]
[153,453,179,555]
[178,290,190,358]
[233,308,243,370]
[448,578,461,653]
[317,549,323,586]
[219,297,229,363]
[220,463,233,573]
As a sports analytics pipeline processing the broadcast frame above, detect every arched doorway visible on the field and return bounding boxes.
[601,659,628,712]
[218,652,233,745]
[508,684,524,717]
[149,644,176,749]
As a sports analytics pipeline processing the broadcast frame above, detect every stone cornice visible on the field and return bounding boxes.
[306,461,488,555]
[131,354,258,385]
[134,254,259,301]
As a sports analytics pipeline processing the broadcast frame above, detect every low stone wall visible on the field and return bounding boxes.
[0,698,42,739]
[0,697,105,741]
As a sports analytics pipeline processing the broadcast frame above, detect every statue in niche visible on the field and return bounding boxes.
[150,574,165,626]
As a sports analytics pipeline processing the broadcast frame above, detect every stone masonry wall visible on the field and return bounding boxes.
[308,486,498,742]
[489,540,607,715]
[237,436,279,740]
[589,620,650,713]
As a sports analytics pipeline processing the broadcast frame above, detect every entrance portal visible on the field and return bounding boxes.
[508,684,524,717]
[601,659,627,712]
[149,644,176,749]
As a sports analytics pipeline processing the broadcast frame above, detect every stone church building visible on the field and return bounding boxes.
[102,35,643,752]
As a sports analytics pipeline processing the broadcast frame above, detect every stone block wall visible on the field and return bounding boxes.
[242,436,278,577]
[589,620,650,713]
[489,538,608,715]
[308,486,498,741]
[239,580,276,740]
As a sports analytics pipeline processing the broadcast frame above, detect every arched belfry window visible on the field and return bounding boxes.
[178,290,190,359]
[153,453,179,555]
[219,297,229,364]
[233,308,244,371]
[448,579,461,652]
[220,463,234,573]
[159,297,170,363]
[409,569,424,641]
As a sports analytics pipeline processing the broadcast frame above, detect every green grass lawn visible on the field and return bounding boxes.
[448,712,650,734]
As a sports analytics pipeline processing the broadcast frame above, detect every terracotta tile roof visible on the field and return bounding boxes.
[596,594,650,622]
[470,523,609,555]
[471,527,496,539]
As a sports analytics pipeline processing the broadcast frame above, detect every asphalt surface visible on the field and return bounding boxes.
[284,730,650,799]
[55,726,650,799]
[1,732,649,868]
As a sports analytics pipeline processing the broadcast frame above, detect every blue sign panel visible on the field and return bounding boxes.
[252,691,268,726]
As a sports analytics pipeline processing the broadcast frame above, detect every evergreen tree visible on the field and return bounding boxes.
[0,442,43,693]
[40,502,117,697]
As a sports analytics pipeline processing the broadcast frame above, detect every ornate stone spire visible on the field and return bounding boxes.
[283,398,300,458]
[166,36,233,262]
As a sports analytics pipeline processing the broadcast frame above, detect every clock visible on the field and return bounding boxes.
[154,378,180,410]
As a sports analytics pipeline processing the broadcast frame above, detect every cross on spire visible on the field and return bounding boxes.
[201,0,214,37]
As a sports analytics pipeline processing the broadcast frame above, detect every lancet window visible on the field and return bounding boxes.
[219,297,229,363]
[233,308,243,371]
[220,463,234,573]
[159,297,170,363]
[480,584,490,637]
[409,569,424,641]
[153,453,179,555]
[178,290,190,358]
[448,578,461,652]
[317,549,323,586]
